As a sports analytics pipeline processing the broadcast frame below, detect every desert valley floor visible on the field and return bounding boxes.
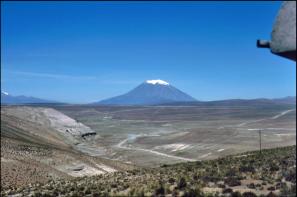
[1,103,296,195]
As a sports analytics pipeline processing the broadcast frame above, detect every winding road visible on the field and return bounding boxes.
[115,109,295,162]
[116,137,197,162]
[271,109,295,119]
[237,109,295,127]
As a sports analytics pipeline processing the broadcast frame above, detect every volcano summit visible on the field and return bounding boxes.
[97,79,196,105]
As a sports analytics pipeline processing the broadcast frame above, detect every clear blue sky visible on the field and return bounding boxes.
[1,1,296,103]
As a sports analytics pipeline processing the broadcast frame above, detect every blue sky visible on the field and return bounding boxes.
[1,1,296,103]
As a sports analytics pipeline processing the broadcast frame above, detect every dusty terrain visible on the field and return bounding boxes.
[1,103,295,196]
[53,104,296,167]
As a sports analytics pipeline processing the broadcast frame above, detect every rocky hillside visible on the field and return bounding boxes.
[1,106,136,192]
[1,146,295,197]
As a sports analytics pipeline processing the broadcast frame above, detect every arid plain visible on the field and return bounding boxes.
[1,101,296,196]
[53,104,296,167]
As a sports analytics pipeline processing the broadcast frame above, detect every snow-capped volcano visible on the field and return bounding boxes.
[97,79,196,105]
[2,91,9,95]
[146,79,169,86]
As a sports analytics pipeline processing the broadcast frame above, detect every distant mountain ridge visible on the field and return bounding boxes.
[271,96,296,104]
[97,79,196,105]
[2,90,295,106]
[1,91,57,104]
[158,96,296,106]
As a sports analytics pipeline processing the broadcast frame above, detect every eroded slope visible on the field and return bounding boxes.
[1,106,135,190]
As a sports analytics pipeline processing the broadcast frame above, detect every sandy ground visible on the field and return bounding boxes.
[107,108,296,165]
[115,136,196,162]
[52,105,296,167]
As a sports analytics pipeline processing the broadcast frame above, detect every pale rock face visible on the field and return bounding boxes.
[2,106,96,137]
[145,79,169,86]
